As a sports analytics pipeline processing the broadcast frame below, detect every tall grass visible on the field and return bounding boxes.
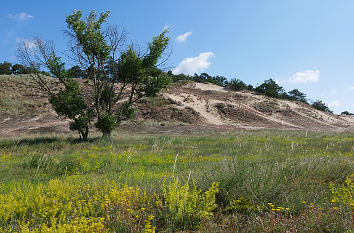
[0,130,353,232]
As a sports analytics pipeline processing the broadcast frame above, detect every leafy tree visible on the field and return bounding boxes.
[168,72,191,82]
[0,61,12,75]
[49,79,94,141]
[18,41,94,141]
[18,10,170,140]
[11,64,26,74]
[311,100,333,113]
[227,78,248,91]
[255,79,285,98]
[11,63,36,74]
[213,75,227,87]
[67,65,84,79]
[288,89,307,103]
[65,10,170,137]
[167,72,227,87]
[340,111,353,115]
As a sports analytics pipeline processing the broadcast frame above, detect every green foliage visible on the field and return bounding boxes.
[95,113,118,135]
[16,10,171,140]
[0,61,37,75]
[45,53,93,140]
[65,10,111,59]
[311,100,333,113]
[67,65,84,79]
[64,10,171,137]
[329,175,353,205]
[168,71,227,86]
[159,179,219,230]
[116,102,136,123]
[288,88,308,103]
[255,78,286,98]
[143,29,170,67]
[341,111,354,115]
[49,78,93,141]
[0,61,12,75]
[11,64,35,75]
[227,78,249,91]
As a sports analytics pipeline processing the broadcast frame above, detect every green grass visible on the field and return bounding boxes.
[0,130,353,232]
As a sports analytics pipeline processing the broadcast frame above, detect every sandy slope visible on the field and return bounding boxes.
[164,82,353,131]
[0,76,353,136]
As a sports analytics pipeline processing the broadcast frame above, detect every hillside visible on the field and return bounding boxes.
[0,75,353,136]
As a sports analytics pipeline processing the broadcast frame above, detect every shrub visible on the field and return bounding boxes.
[255,79,285,98]
[227,78,248,91]
[158,179,219,230]
[311,100,333,113]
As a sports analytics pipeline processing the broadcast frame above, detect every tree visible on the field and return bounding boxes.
[18,10,170,140]
[255,79,285,98]
[311,100,333,113]
[11,63,35,74]
[0,61,12,75]
[66,10,170,137]
[11,64,26,74]
[67,65,84,79]
[288,89,307,103]
[18,40,94,141]
[341,111,353,115]
[227,78,248,91]
[212,75,227,87]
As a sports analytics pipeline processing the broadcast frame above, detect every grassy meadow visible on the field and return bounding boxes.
[0,130,353,232]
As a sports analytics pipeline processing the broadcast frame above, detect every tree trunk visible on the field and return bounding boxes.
[78,127,89,142]
[82,127,89,141]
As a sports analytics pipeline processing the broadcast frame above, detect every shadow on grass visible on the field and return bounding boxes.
[0,136,110,148]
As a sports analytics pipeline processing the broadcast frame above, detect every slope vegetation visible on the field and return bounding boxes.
[0,75,353,136]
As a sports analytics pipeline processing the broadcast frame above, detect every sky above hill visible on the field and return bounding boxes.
[1,0,354,113]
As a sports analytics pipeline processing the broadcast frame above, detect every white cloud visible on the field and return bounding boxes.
[289,70,319,84]
[16,37,35,49]
[8,12,34,21]
[350,86,354,90]
[329,100,340,108]
[172,52,214,75]
[176,31,192,43]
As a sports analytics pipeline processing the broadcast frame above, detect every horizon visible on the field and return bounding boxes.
[1,0,354,113]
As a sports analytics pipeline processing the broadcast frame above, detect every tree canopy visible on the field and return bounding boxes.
[311,100,333,113]
[18,10,171,140]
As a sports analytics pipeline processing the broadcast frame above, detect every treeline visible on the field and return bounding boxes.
[0,61,85,79]
[168,71,336,113]
[0,61,36,75]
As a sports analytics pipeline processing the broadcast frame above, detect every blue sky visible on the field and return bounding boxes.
[1,0,354,113]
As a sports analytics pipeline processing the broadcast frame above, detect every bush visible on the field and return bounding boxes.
[341,111,353,116]
[158,179,219,230]
[311,100,333,113]
[0,62,12,75]
[255,79,285,98]
[227,78,248,91]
